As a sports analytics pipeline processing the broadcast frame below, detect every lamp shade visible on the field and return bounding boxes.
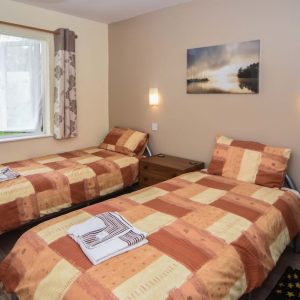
[149,88,159,106]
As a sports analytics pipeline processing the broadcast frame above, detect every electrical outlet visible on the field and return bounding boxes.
[151,123,158,131]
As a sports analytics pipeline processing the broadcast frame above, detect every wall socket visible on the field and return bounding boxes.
[151,123,158,131]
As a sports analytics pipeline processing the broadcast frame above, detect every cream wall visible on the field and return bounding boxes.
[109,0,300,187]
[0,0,108,162]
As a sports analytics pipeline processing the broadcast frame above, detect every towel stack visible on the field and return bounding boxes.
[0,167,20,182]
[68,212,148,265]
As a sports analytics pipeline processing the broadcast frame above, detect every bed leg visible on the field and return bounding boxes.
[294,234,300,253]
[11,294,18,300]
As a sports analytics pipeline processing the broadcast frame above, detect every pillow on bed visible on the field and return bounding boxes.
[207,135,291,188]
[100,127,149,157]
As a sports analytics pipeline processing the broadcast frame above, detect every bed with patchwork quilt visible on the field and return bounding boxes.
[0,127,149,234]
[1,170,299,299]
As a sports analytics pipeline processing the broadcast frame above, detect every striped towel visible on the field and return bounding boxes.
[68,212,148,265]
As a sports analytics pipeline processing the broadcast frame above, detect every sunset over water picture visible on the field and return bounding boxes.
[187,40,260,94]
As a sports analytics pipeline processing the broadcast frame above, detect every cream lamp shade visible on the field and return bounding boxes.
[149,88,159,106]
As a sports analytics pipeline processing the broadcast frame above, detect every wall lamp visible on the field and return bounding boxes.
[149,88,159,106]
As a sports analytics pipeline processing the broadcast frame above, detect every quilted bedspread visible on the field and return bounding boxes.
[0,147,139,234]
[1,171,300,299]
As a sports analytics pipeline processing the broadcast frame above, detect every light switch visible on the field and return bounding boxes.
[152,123,158,131]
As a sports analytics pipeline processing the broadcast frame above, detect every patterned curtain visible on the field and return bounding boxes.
[53,28,77,139]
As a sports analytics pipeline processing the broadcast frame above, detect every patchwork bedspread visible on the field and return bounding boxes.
[0,147,139,234]
[1,171,300,299]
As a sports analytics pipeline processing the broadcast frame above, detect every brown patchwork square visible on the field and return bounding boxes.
[50,236,92,271]
[211,197,262,222]
[26,174,54,193]
[145,198,191,218]
[149,229,212,271]
[120,165,135,187]
[197,177,236,191]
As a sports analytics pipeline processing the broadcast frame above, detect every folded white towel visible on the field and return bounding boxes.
[0,167,20,182]
[68,212,148,265]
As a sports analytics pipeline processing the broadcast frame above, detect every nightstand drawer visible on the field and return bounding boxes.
[140,161,179,178]
[139,174,165,188]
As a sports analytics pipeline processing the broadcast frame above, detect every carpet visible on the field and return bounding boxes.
[266,266,300,299]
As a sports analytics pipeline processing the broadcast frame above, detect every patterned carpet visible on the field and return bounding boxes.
[0,230,299,300]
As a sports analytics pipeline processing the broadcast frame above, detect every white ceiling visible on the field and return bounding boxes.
[12,0,193,24]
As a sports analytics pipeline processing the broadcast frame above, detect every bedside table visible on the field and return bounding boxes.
[139,154,205,188]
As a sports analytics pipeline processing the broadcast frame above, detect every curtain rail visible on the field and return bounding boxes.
[0,21,78,38]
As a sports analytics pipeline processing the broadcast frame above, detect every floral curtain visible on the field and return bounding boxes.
[53,28,77,139]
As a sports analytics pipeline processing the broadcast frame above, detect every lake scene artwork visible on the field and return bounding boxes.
[187,40,260,94]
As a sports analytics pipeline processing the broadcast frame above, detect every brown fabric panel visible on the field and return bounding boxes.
[149,229,212,271]
[103,134,121,145]
[255,169,285,188]
[0,201,22,232]
[44,162,66,170]
[274,198,298,238]
[232,234,267,292]
[2,161,25,168]
[120,165,134,187]
[70,181,87,204]
[197,177,236,191]
[93,151,115,158]
[231,140,265,151]
[212,198,261,222]
[60,152,78,159]
[155,181,182,192]
[50,236,91,271]
[83,203,121,215]
[145,198,191,218]
[26,174,53,193]
[207,158,225,175]
[17,195,40,223]
[88,162,110,175]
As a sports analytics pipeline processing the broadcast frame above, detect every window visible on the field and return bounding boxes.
[0,27,52,141]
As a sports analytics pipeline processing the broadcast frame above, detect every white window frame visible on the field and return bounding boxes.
[0,24,53,143]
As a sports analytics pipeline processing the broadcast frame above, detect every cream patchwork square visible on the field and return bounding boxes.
[124,131,145,151]
[113,255,191,300]
[35,155,66,164]
[133,212,176,234]
[77,156,103,165]
[128,187,168,204]
[34,259,80,300]
[269,227,290,262]
[179,172,207,183]
[251,187,284,204]
[190,188,226,204]
[114,156,138,168]
[63,167,96,184]
[0,180,35,204]
[83,147,102,154]
[18,166,53,176]
[206,213,251,244]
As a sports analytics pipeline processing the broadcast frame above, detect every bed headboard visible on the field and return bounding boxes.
[285,174,297,191]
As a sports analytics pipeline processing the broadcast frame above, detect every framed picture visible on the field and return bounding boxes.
[187,40,260,94]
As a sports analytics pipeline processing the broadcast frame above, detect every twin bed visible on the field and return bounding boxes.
[0,127,149,234]
[0,133,299,300]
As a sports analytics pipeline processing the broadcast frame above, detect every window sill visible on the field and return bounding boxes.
[0,133,53,144]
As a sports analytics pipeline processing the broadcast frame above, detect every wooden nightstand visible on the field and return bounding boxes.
[139,154,205,188]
